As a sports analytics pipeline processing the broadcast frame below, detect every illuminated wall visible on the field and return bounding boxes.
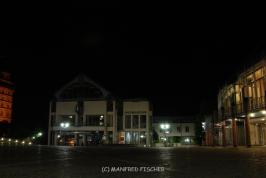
[0,72,14,124]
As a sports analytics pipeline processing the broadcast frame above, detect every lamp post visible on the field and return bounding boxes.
[59,122,70,145]
[160,123,170,146]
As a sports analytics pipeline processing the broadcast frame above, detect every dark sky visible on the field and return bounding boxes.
[1,6,266,137]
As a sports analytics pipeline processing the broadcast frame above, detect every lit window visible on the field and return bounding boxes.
[255,68,263,80]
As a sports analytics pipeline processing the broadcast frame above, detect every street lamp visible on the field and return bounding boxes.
[37,132,43,137]
[59,122,70,145]
[60,122,70,128]
[160,123,170,146]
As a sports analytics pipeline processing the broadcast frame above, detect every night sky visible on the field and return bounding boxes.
[1,7,266,138]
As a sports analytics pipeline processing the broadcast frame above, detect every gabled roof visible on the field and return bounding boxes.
[55,74,111,100]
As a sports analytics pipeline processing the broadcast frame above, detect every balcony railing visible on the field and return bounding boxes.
[220,97,266,119]
[247,97,266,112]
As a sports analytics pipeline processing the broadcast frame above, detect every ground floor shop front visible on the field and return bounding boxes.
[207,115,266,146]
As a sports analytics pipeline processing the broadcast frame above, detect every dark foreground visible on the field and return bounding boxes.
[1,145,266,178]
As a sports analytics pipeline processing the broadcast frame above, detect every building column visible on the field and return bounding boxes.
[83,113,86,126]
[232,118,237,147]
[205,131,208,146]
[48,102,51,146]
[222,121,226,146]
[245,116,251,147]
[74,133,78,146]
[146,113,150,146]
[75,114,78,127]
[103,115,108,144]
[112,101,117,144]
[83,134,86,146]
[54,132,58,146]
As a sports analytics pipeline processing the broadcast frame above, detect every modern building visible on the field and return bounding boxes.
[48,75,152,146]
[0,72,14,124]
[216,59,266,146]
[153,116,196,145]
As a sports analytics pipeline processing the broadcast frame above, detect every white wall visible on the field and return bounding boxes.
[56,102,77,115]
[123,101,149,112]
[84,101,107,115]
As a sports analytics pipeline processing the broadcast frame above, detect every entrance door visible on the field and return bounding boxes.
[262,126,266,145]
[258,125,266,145]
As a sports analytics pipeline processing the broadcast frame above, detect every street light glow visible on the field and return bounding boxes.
[185,138,190,143]
[249,113,255,117]
[65,122,70,128]
[60,122,70,128]
[261,110,266,115]
[37,132,43,137]
[160,123,170,130]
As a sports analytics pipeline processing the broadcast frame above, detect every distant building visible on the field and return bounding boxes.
[0,72,14,124]
[48,75,152,146]
[201,112,219,146]
[153,116,196,145]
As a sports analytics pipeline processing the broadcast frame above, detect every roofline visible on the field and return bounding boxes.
[54,74,111,99]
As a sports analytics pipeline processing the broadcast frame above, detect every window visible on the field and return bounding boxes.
[86,115,104,126]
[125,115,131,129]
[236,93,241,104]
[185,126,189,133]
[248,86,253,97]
[132,115,139,129]
[247,74,254,83]
[59,115,76,126]
[140,115,146,128]
[255,68,263,80]
[177,127,181,132]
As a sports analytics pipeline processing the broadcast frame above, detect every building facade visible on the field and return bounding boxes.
[0,72,14,124]
[216,59,266,146]
[48,75,152,146]
[153,116,196,145]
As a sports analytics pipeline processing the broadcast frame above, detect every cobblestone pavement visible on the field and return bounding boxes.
[0,145,266,178]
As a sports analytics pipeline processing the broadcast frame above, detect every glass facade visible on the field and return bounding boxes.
[140,115,146,128]
[132,115,139,129]
[125,115,131,129]
[56,115,76,126]
[86,115,104,126]
[125,131,145,144]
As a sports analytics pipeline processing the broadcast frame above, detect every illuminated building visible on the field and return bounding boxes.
[153,116,196,146]
[0,72,14,124]
[48,75,152,146]
[216,59,266,146]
